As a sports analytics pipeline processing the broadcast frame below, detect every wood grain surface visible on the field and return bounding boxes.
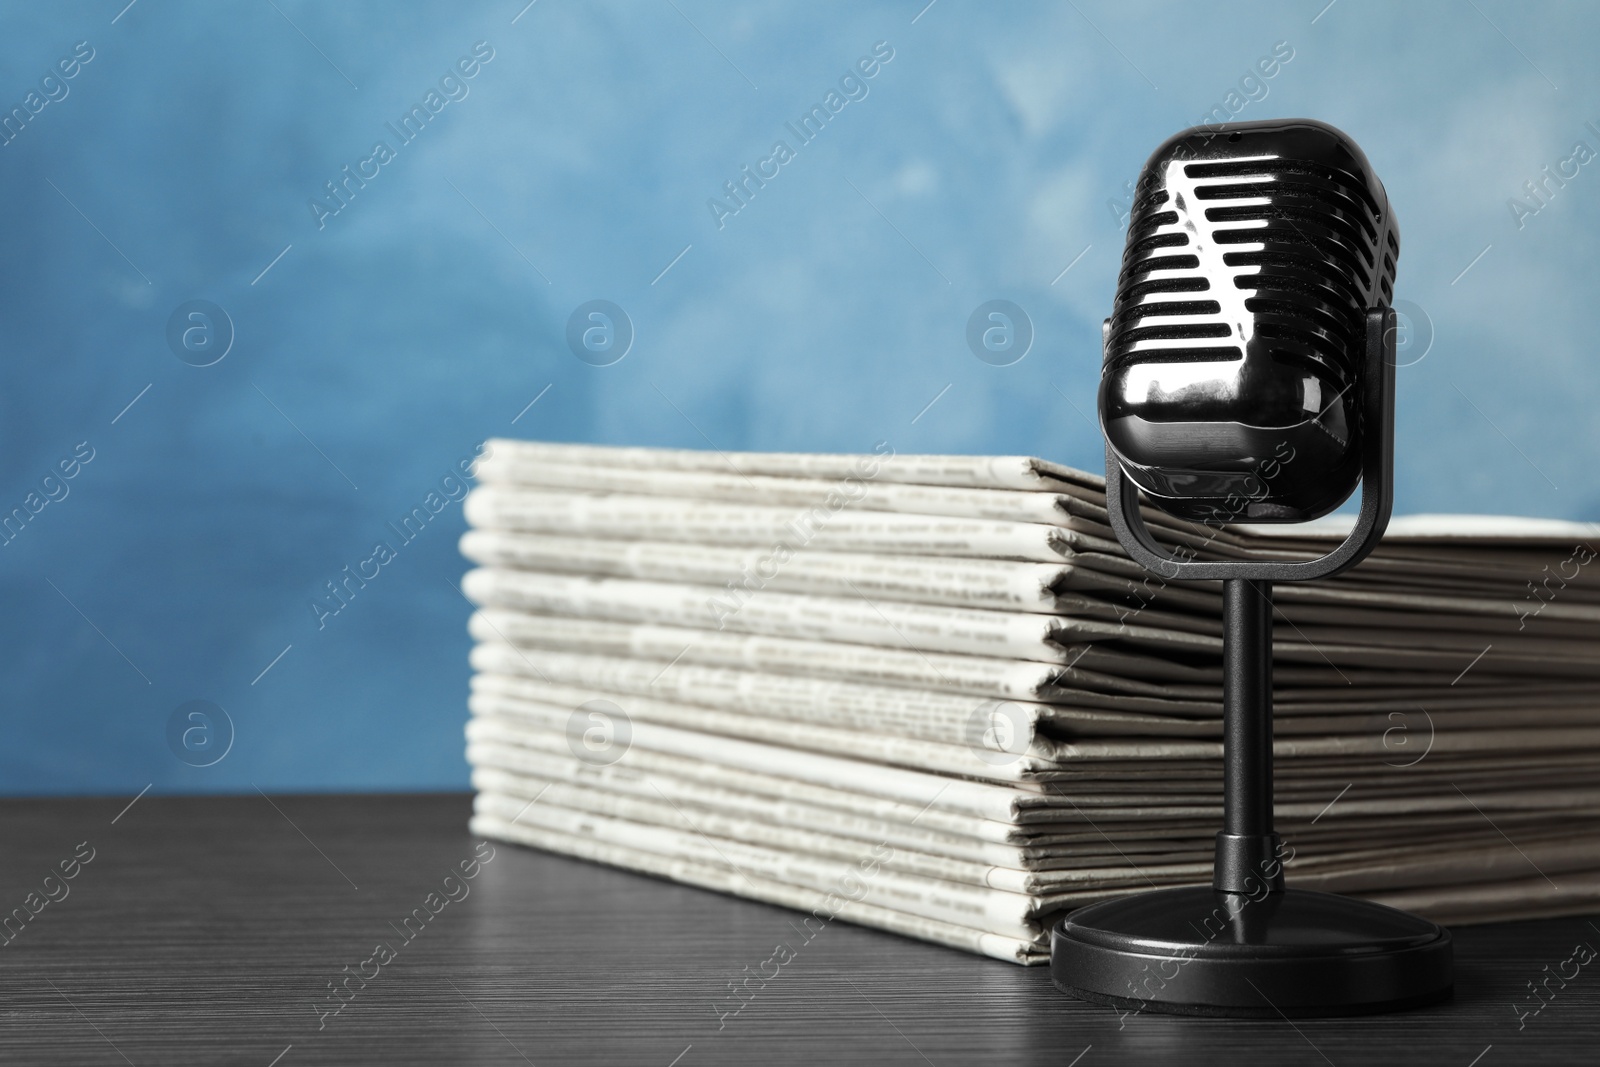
[0,793,1593,1066]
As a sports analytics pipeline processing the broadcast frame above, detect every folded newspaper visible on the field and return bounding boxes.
[459,439,1600,964]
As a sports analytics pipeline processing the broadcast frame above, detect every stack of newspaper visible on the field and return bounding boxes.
[459,439,1600,964]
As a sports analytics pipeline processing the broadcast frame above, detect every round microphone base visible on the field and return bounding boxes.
[1050,886,1453,1018]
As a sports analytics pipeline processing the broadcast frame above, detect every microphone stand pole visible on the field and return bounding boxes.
[1216,577,1281,897]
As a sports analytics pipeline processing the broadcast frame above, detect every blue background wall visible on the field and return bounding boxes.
[2,0,1596,795]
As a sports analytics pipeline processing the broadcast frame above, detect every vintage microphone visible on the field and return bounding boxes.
[1050,118,1454,1016]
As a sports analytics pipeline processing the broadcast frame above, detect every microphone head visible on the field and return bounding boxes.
[1099,118,1398,524]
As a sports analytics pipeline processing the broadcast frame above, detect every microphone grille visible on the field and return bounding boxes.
[1108,123,1398,387]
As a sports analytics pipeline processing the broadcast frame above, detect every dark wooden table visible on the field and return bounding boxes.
[0,793,1592,1065]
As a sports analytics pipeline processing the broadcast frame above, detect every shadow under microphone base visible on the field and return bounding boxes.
[1050,309,1454,1017]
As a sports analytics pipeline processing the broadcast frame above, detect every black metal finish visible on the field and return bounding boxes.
[1214,577,1281,895]
[1064,301,1451,1015]
[1050,887,1454,1018]
[1100,118,1400,523]
[1103,306,1396,582]
[1062,120,1453,1018]
[1063,301,1450,1014]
